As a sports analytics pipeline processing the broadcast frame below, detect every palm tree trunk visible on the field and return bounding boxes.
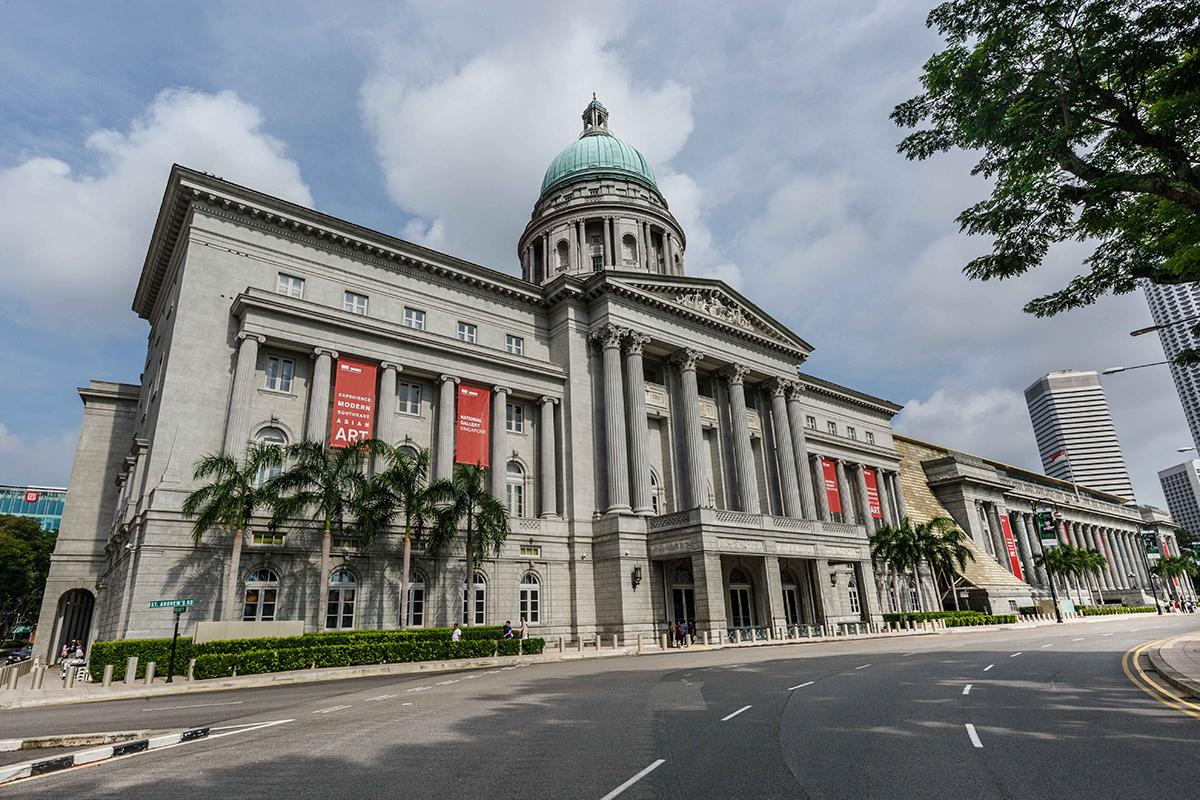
[399,525,412,629]
[225,527,245,622]
[317,520,331,632]
[463,508,474,626]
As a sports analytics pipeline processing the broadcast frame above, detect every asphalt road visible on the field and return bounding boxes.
[3,614,1199,799]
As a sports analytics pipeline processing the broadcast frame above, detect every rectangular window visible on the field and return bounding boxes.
[827,421,837,435]
[805,415,817,430]
[865,431,875,445]
[505,334,524,355]
[506,402,525,433]
[344,291,368,315]
[507,481,525,517]
[457,322,477,343]
[265,356,295,393]
[398,382,422,415]
[277,273,304,299]
[251,533,284,546]
[403,307,426,330]
[847,426,857,440]
[519,545,541,557]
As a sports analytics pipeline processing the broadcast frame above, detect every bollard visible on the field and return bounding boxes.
[124,657,139,686]
[65,665,77,689]
[145,662,156,685]
[188,659,196,681]
[6,668,18,691]
[32,666,46,690]
[611,634,618,650]
[578,637,584,654]
[557,636,565,654]
[593,633,600,651]
[637,633,643,654]
[102,664,114,687]
[661,633,668,650]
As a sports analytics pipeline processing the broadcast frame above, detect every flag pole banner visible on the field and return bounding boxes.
[821,458,842,514]
[455,383,491,467]
[998,516,1023,581]
[863,468,882,519]
[330,358,377,448]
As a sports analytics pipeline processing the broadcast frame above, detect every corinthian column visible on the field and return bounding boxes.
[594,325,631,513]
[767,379,803,518]
[223,332,264,455]
[540,397,559,518]
[834,459,856,525]
[491,386,510,501]
[435,375,459,479]
[783,383,817,518]
[811,455,831,522]
[625,333,653,514]
[375,363,401,446]
[719,364,758,513]
[306,347,338,443]
[853,464,876,532]
[671,348,707,509]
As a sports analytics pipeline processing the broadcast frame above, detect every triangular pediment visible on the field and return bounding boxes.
[604,273,813,356]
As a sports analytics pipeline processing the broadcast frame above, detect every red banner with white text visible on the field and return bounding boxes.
[455,383,491,467]
[863,468,882,519]
[999,516,1023,581]
[821,458,842,514]
[329,359,377,448]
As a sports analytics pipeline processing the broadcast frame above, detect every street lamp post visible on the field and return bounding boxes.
[1138,530,1165,615]
[1101,361,1170,375]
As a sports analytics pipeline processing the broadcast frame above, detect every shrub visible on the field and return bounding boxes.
[882,610,1014,627]
[1081,605,1155,616]
[88,638,194,682]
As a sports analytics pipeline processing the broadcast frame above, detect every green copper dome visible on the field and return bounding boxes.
[539,98,658,197]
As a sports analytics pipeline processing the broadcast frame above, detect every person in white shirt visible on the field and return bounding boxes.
[451,623,462,641]
[520,617,529,640]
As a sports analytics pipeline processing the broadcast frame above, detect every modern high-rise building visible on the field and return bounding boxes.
[1024,370,1136,499]
[0,485,67,532]
[1142,281,1200,451]
[1158,460,1200,534]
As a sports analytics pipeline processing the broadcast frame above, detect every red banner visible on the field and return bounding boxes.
[821,458,842,514]
[455,383,491,467]
[1061,522,1070,544]
[999,516,1023,581]
[329,359,377,448]
[863,468,882,519]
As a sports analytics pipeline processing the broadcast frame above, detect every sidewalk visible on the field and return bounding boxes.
[1147,632,1200,697]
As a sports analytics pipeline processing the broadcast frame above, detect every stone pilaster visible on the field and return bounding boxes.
[539,397,559,518]
[783,383,817,518]
[624,333,653,514]
[305,347,337,443]
[491,386,510,501]
[767,379,803,518]
[719,364,759,513]
[692,552,727,635]
[435,375,459,480]
[670,348,707,510]
[223,332,264,456]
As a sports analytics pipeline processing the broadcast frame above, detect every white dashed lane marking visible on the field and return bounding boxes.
[983,665,994,672]
[1040,643,1054,648]
[1010,652,1023,658]
[788,681,814,691]
[965,723,983,748]
[963,684,972,695]
[365,695,395,702]
[721,705,752,722]
[312,705,351,714]
[600,759,665,800]
[855,664,872,670]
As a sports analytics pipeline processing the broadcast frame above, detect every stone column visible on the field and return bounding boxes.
[435,375,459,480]
[607,217,616,267]
[834,460,856,525]
[375,363,401,446]
[305,347,337,443]
[624,333,653,514]
[783,384,817,518]
[876,470,895,526]
[593,325,630,513]
[1123,531,1146,587]
[1106,529,1128,588]
[1013,513,1036,585]
[1097,526,1118,589]
[1022,513,1046,586]
[764,556,787,628]
[664,232,674,273]
[641,222,651,271]
[854,560,882,621]
[222,332,264,455]
[539,397,559,518]
[852,464,876,533]
[671,349,707,510]
[1090,526,1114,590]
[985,504,1008,570]
[811,455,831,522]
[891,472,909,520]
[767,379,803,519]
[719,365,759,513]
[491,386,510,502]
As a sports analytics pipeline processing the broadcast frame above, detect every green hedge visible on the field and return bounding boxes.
[89,638,193,682]
[192,637,546,680]
[1080,605,1156,616]
[882,610,1016,627]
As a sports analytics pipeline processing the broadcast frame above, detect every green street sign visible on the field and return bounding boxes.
[148,599,194,609]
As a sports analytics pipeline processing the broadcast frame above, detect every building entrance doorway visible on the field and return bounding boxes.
[728,567,754,628]
[669,562,695,623]
[51,589,94,662]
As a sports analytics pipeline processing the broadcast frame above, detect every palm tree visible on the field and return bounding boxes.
[357,444,444,628]
[1035,546,1080,605]
[268,439,375,632]
[427,463,510,625]
[181,443,284,621]
[916,516,974,611]
[1152,556,1199,601]
[1077,548,1109,605]
[870,518,922,612]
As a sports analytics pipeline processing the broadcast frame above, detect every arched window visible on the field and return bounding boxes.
[463,571,486,625]
[556,240,570,271]
[506,461,525,517]
[888,584,899,613]
[728,567,753,628]
[243,568,279,622]
[729,567,751,586]
[780,569,800,626]
[407,571,426,628]
[253,426,287,486]
[326,567,357,630]
[622,233,638,266]
[847,578,861,614]
[908,580,920,612]
[398,444,419,459]
[649,470,662,515]
[519,573,541,624]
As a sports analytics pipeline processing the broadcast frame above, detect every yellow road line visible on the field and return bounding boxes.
[1122,637,1200,720]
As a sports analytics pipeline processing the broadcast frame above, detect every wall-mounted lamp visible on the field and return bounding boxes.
[631,565,643,589]
[829,573,838,588]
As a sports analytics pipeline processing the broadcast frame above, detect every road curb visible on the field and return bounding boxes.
[0,727,209,785]
[1146,635,1200,699]
[0,729,163,753]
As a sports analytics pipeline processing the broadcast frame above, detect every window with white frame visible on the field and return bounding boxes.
[265,356,294,393]
[505,334,524,355]
[805,415,817,430]
[326,568,357,630]
[457,322,477,343]
[847,578,860,614]
[398,382,422,415]
[506,460,525,517]
[909,581,920,612]
[406,571,425,628]
[403,307,426,330]
[847,426,857,440]
[252,427,287,490]
[519,573,540,624]
[463,571,486,625]
[344,291,368,316]
[827,421,838,435]
[650,470,662,515]
[866,431,876,445]
[243,568,279,621]
[506,403,525,433]
[276,273,304,299]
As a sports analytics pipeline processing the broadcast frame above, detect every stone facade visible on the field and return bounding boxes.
[35,102,912,659]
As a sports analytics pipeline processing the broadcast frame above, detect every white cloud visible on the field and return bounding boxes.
[0,88,312,331]
[0,422,78,487]
[896,387,1038,469]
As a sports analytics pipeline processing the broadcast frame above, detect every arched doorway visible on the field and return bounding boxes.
[52,589,94,662]
[669,561,695,624]
[728,567,754,628]
[781,569,801,626]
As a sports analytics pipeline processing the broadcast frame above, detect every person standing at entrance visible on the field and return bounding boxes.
[679,620,689,648]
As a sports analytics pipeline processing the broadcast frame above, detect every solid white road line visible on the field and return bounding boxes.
[902,652,917,657]
[140,700,244,712]
[855,664,872,670]
[788,681,815,691]
[983,665,994,672]
[312,705,351,714]
[402,702,413,706]
[1103,633,1115,637]
[599,759,665,800]
[1010,652,1023,658]
[1072,637,1085,642]
[1040,643,1054,648]
[205,719,293,740]
[406,686,430,693]
[963,684,972,695]
[965,723,983,748]
[721,705,752,722]
[365,695,395,702]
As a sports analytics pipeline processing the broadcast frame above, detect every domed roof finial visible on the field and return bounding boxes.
[582,94,609,137]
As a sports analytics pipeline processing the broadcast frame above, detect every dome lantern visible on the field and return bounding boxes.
[539,97,659,199]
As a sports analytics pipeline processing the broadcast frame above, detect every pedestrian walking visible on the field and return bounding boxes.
[680,619,689,648]
[451,623,462,641]
[520,617,529,639]
[689,620,697,645]
[674,621,683,648]
[503,620,514,639]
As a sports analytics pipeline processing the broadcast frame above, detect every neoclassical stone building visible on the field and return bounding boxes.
[37,99,921,659]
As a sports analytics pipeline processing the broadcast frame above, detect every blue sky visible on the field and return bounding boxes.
[0,1,1186,505]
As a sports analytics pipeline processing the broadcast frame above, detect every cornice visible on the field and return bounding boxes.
[795,372,903,416]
